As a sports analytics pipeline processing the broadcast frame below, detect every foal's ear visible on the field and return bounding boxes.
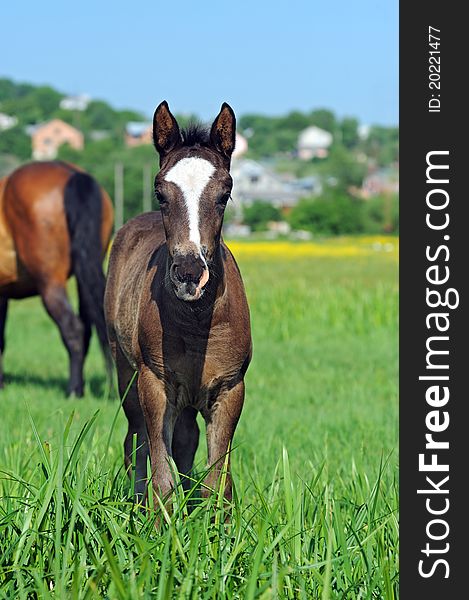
[153,101,181,162]
[210,103,236,163]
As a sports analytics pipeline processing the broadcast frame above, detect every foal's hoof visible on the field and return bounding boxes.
[67,389,84,399]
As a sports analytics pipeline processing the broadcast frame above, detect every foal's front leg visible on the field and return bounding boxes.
[137,367,176,501]
[202,380,245,502]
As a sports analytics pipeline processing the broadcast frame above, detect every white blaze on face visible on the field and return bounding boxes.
[164,157,215,251]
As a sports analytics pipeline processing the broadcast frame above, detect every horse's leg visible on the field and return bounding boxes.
[117,346,149,500]
[137,366,175,501]
[172,406,200,492]
[0,297,8,389]
[201,381,245,502]
[40,282,85,397]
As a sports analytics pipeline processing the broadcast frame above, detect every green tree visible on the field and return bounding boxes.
[319,144,367,190]
[340,117,359,149]
[282,110,311,131]
[238,114,279,157]
[0,127,31,160]
[243,200,282,231]
[363,193,399,234]
[289,192,366,235]
[81,101,145,137]
[0,78,35,103]
[83,100,116,130]
[360,126,399,166]
[1,84,63,125]
[31,86,62,116]
[309,109,336,134]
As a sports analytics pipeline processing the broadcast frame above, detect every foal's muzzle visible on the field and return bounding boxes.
[170,254,209,301]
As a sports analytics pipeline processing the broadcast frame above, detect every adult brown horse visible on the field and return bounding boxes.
[0,161,114,396]
[104,102,252,504]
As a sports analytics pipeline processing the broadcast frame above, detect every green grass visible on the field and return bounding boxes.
[0,250,398,598]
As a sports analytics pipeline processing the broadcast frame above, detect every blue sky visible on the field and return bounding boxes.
[1,0,398,125]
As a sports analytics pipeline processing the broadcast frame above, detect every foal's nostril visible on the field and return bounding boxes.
[172,262,203,285]
[181,271,198,284]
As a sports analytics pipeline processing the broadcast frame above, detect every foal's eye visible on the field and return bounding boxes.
[217,193,231,207]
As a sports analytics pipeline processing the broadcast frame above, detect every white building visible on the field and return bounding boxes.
[358,124,370,140]
[361,167,399,198]
[59,94,91,111]
[297,126,333,160]
[0,113,18,131]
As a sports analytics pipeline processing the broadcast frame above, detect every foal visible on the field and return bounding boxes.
[104,101,252,503]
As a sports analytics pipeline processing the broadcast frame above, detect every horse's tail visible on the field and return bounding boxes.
[63,171,112,373]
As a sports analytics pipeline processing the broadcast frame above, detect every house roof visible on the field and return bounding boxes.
[32,119,82,135]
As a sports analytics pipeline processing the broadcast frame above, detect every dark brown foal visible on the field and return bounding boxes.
[104,101,252,504]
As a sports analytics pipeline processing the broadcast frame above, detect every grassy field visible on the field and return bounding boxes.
[0,236,398,599]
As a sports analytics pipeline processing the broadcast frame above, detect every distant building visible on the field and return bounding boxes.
[59,94,91,111]
[231,159,309,213]
[0,113,18,131]
[223,223,251,238]
[267,220,291,235]
[289,176,322,196]
[297,126,333,160]
[358,124,370,140]
[232,132,248,158]
[124,122,153,147]
[31,119,84,160]
[361,167,399,198]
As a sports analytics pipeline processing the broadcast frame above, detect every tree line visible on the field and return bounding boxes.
[0,77,399,233]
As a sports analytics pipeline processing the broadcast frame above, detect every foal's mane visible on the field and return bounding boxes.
[181,122,210,147]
